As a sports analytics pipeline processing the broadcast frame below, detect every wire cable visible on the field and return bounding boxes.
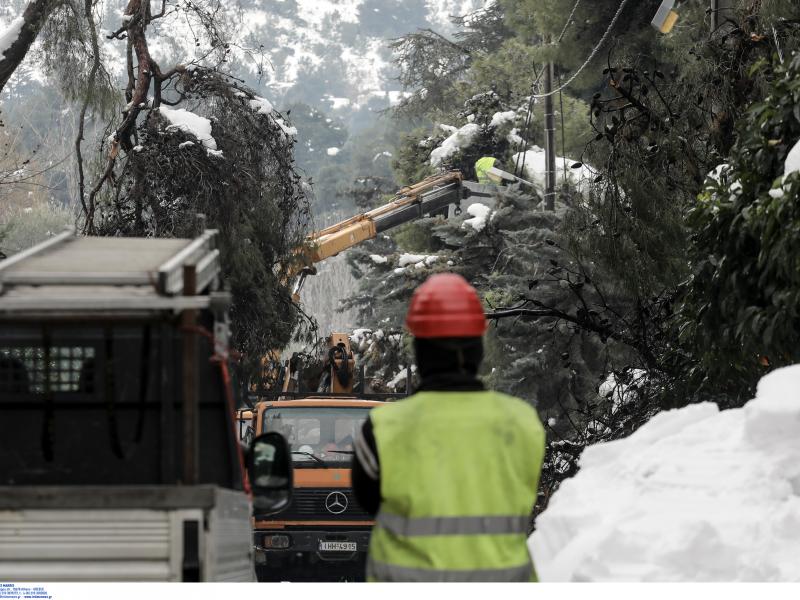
[532,0,632,99]
[555,0,583,44]
[514,64,544,177]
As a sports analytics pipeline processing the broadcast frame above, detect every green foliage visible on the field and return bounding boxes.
[499,0,661,93]
[91,76,311,361]
[39,2,121,120]
[678,53,800,401]
[391,3,512,120]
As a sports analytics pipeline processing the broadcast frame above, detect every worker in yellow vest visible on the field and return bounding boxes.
[352,273,546,582]
[474,156,498,184]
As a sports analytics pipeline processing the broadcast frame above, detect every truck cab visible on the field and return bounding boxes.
[250,397,381,581]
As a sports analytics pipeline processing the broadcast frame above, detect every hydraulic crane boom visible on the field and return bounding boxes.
[288,171,480,296]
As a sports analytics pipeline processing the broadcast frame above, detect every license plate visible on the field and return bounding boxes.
[319,541,357,552]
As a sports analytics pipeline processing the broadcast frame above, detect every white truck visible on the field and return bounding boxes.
[0,229,291,582]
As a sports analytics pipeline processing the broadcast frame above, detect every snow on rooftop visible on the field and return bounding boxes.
[430,123,481,166]
[530,364,800,581]
[462,203,493,232]
[0,16,24,59]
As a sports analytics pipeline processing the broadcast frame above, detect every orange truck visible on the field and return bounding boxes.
[247,397,383,582]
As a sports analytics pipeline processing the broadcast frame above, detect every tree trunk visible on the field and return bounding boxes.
[0,0,62,94]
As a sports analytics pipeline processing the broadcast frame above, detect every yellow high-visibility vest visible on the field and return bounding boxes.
[475,157,497,184]
[367,390,546,582]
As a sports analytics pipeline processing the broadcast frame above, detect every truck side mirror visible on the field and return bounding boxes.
[247,432,293,516]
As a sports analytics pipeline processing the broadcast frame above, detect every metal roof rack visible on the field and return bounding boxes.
[0,229,222,316]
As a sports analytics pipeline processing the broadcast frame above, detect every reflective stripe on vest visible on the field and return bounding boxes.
[367,558,533,583]
[376,512,529,537]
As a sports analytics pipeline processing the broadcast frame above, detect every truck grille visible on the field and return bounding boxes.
[270,488,371,521]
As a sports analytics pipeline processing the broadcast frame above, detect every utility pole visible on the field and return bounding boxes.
[543,62,556,211]
[710,0,718,34]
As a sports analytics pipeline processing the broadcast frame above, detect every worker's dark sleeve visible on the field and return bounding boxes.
[351,416,381,516]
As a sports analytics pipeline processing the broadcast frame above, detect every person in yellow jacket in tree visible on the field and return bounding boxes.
[352,273,546,582]
[474,156,498,184]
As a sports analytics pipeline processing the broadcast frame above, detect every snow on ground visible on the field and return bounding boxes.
[513,147,593,194]
[158,107,222,157]
[430,123,481,166]
[0,16,24,58]
[530,364,800,582]
[369,254,388,264]
[462,203,493,232]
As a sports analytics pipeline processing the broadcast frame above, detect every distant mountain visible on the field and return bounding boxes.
[1,0,488,122]
[225,0,490,125]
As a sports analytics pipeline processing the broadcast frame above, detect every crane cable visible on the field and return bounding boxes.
[532,0,632,100]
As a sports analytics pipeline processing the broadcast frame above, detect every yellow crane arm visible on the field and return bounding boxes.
[286,170,465,281]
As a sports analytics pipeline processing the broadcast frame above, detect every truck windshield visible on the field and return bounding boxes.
[263,407,371,467]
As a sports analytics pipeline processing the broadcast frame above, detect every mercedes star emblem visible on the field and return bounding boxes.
[325,491,348,514]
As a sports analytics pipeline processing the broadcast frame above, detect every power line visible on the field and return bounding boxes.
[514,0,581,179]
[555,0,583,44]
[532,0,632,100]
[514,64,544,177]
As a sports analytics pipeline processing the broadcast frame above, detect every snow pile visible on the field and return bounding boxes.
[0,16,24,59]
[327,147,340,156]
[513,147,592,194]
[462,203,493,232]
[430,123,481,166]
[159,107,223,158]
[530,364,800,582]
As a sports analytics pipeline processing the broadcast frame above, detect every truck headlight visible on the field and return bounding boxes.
[263,534,291,549]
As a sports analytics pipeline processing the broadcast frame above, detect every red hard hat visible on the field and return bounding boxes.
[405,273,487,338]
